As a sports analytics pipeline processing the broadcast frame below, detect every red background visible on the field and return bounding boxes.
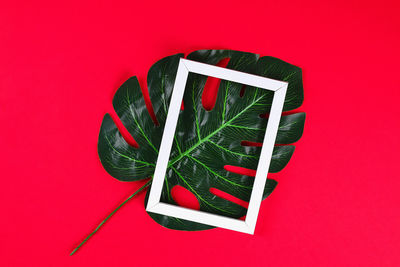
[1,1,400,266]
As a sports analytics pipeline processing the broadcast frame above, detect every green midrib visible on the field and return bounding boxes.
[168,93,266,167]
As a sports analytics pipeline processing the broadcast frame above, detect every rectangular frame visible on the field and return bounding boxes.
[146,58,288,234]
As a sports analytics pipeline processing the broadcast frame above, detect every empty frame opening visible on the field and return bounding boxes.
[158,70,273,220]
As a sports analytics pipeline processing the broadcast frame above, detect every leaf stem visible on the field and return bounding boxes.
[70,179,152,256]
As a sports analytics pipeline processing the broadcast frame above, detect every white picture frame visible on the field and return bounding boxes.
[146,58,288,234]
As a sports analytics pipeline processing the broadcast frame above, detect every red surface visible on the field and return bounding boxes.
[1,1,400,266]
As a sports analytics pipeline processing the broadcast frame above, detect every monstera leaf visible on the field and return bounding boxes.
[98,50,305,231]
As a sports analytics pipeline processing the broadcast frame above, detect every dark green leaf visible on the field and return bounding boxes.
[98,50,305,230]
